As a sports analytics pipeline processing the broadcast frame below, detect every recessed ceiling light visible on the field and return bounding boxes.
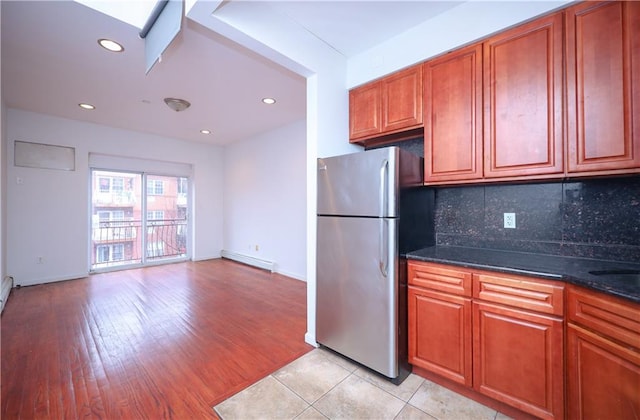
[200,129,211,135]
[79,103,95,110]
[262,98,276,105]
[98,38,124,53]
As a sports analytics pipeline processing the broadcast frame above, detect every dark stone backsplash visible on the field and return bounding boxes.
[435,176,640,263]
[367,138,639,262]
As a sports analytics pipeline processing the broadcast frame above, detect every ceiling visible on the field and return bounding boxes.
[1,0,463,146]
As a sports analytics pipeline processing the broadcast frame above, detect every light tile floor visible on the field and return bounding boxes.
[214,348,512,420]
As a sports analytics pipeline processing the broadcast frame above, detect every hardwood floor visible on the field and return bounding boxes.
[1,259,312,419]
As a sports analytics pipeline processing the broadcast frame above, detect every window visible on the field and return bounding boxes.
[96,244,125,263]
[98,176,125,193]
[99,177,110,193]
[147,241,164,258]
[97,245,109,263]
[147,180,164,195]
[112,177,124,192]
[178,178,188,195]
[91,169,189,271]
[112,244,124,261]
[97,210,124,221]
[147,211,164,221]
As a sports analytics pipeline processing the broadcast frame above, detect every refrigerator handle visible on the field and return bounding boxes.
[379,159,389,217]
[379,219,388,278]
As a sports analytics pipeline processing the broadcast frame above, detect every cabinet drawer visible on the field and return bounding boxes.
[568,285,640,350]
[408,261,472,297]
[473,271,564,316]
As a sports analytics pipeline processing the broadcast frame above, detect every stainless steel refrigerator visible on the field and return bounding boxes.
[316,146,434,384]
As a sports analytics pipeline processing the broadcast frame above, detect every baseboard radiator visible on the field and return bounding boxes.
[221,250,274,272]
[1,276,13,313]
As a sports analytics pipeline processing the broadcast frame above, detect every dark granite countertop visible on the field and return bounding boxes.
[405,246,640,304]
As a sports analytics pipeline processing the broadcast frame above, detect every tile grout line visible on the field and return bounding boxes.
[308,370,358,416]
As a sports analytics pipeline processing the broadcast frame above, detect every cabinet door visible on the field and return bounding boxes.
[424,44,483,183]
[483,13,564,179]
[473,301,564,419]
[408,286,472,386]
[381,65,423,133]
[566,1,640,174]
[349,82,382,141]
[567,324,640,420]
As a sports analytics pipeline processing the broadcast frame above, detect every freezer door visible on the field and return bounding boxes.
[317,147,399,217]
[316,216,399,378]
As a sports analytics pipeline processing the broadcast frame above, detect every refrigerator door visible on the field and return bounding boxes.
[316,215,398,378]
[317,147,399,218]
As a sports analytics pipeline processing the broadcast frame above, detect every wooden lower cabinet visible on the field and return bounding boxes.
[566,285,640,420]
[408,286,472,386]
[408,260,564,419]
[567,324,640,420]
[474,301,564,419]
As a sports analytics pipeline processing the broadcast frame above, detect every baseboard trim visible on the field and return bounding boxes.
[221,250,274,272]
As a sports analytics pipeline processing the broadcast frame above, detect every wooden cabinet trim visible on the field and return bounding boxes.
[408,261,472,297]
[568,285,640,350]
[473,271,564,316]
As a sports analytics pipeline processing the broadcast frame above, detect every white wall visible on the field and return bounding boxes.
[1,0,9,310]
[5,109,224,286]
[348,1,572,88]
[223,119,306,280]
[188,1,361,346]
[0,101,8,311]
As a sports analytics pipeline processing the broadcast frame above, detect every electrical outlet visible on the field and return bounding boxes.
[255,245,259,251]
[504,213,516,229]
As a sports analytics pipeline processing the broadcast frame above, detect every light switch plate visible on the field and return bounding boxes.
[504,213,516,229]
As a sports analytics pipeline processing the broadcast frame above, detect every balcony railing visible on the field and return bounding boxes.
[92,220,138,242]
[91,218,187,270]
[146,219,188,260]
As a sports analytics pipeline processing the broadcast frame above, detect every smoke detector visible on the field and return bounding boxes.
[164,97,191,112]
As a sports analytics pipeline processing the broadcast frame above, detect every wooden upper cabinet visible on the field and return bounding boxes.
[381,65,423,133]
[349,65,422,142]
[349,83,382,140]
[565,1,640,175]
[424,44,483,184]
[483,13,564,179]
